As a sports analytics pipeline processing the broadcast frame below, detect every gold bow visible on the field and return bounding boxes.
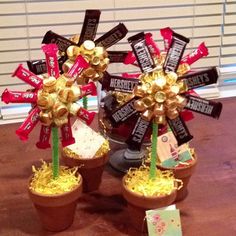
[62,35,109,84]
[133,69,188,125]
[37,75,82,127]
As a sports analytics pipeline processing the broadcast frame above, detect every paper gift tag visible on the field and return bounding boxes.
[157,131,192,167]
[146,207,182,236]
[66,119,105,159]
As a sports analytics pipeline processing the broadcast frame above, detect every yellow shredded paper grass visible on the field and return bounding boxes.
[125,165,182,197]
[30,161,81,195]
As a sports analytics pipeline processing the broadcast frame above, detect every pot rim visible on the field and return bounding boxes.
[122,174,177,200]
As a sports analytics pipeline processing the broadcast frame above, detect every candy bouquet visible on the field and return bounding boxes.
[1,42,99,231]
[100,28,223,231]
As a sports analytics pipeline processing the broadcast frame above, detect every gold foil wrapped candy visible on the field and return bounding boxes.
[63,39,109,83]
[133,70,189,125]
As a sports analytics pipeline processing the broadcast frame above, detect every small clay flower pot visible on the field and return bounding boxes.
[28,175,83,232]
[157,156,197,202]
[121,175,177,232]
[62,151,109,192]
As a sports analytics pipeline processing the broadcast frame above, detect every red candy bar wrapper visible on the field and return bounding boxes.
[42,44,60,78]
[36,125,51,149]
[67,55,89,78]
[160,27,173,51]
[145,33,160,56]
[181,42,208,65]
[124,51,137,65]
[77,107,96,125]
[122,72,141,78]
[16,107,40,141]
[12,64,43,89]
[61,118,75,147]
[1,89,37,104]
[80,82,97,97]
[181,110,194,122]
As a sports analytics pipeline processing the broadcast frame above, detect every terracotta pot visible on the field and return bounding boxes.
[28,175,82,232]
[121,175,177,232]
[62,151,109,192]
[157,156,197,202]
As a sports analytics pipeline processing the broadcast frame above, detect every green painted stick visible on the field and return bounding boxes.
[52,126,59,179]
[82,96,88,109]
[149,122,158,179]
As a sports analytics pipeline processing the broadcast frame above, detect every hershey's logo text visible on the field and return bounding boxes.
[112,100,136,123]
[110,78,138,92]
[171,117,188,139]
[132,118,149,143]
[134,40,153,72]
[186,73,210,88]
[185,98,213,115]
[165,39,185,72]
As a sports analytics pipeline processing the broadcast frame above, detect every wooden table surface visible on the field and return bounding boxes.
[0,97,236,236]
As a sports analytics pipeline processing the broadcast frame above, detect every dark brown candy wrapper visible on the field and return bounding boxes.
[107,51,129,63]
[95,23,128,49]
[125,116,150,151]
[163,31,189,73]
[27,57,67,75]
[42,31,76,52]
[184,94,222,119]
[128,32,155,73]
[167,115,193,146]
[78,10,101,46]
[109,97,138,127]
[101,94,119,113]
[102,72,139,93]
[180,67,218,90]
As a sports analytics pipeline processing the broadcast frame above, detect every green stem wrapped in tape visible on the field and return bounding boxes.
[149,122,158,179]
[52,126,59,178]
[82,96,88,109]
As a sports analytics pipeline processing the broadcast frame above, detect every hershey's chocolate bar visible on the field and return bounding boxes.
[126,116,150,151]
[184,95,222,119]
[95,23,128,49]
[107,51,129,63]
[128,32,155,73]
[109,97,138,126]
[78,10,101,46]
[101,94,119,113]
[27,57,67,75]
[42,31,76,52]
[163,32,189,73]
[179,67,218,90]
[102,72,139,93]
[167,115,193,146]
[27,59,47,74]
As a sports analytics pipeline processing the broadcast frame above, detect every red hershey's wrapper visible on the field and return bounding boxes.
[12,64,43,89]
[77,107,96,125]
[42,44,60,78]
[36,125,51,149]
[1,89,37,104]
[60,118,75,147]
[16,107,40,141]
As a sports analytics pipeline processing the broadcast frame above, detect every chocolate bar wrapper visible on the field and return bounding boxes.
[179,67,218,90]
[163,32,190,73]
[78,10,101,46]
[109,97,138,126]
[126,116,150,151]
[42,30,76,52]
[95,23,128,49]
[184,95,222,119]
[107,51,129,63]
[102,72,139,93]
[167,115,193,146]
[128,32,155,73]
[101,94,119,113]
[27,57,66,75]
